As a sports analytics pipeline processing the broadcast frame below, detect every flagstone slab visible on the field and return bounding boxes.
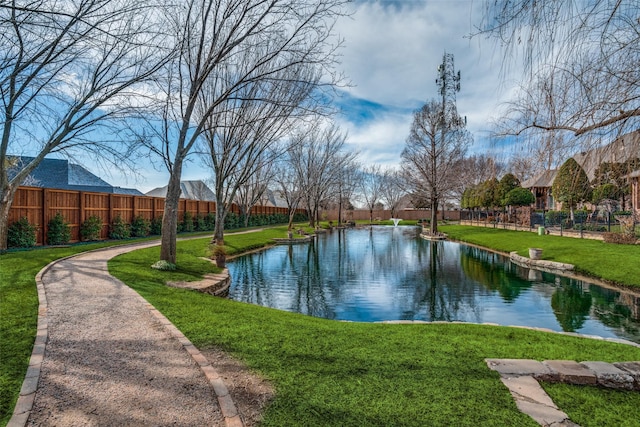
[614,362,640,390]
[500,376,572,426]
[486,359,553,380]
[581,361,635,390]
[543,360,597,385]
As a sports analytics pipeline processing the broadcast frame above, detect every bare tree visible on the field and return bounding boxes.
[358,164,384,223]
[235,155,275,228]
[506,153,539,183]
[403,54,471,234]
[273,153,304,235]
[334,161,360,225]
[449,154,502,204]
[290,121,356,228]
[402,100,471,234]
[144,0,347,263]
[0,0,168,249]
[380,168,407,218]
[479,0,640,140]
[201,59,325,250]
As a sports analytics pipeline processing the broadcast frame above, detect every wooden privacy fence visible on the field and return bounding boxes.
[8,186,301,246]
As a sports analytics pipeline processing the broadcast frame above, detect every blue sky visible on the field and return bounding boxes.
[103,0,520,193]
[330,0,518,169]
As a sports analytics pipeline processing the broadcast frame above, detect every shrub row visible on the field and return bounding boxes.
[7,211,308,248]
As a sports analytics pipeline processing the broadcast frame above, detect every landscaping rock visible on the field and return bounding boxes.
[581,361,635,390]
[614,362,640,390]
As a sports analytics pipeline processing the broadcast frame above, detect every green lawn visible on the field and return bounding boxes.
[3,225,640,426]
[109,231,640,426]
[441,224,640,288]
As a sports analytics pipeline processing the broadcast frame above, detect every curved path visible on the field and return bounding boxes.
[10,241,243,427]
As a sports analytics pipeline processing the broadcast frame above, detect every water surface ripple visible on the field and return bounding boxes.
[228,227,640,343]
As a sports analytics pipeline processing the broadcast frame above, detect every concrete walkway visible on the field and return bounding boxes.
[9,241,243,427]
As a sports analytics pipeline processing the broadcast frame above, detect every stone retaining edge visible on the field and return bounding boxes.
[509,251,575,272]
[381,320,640,348]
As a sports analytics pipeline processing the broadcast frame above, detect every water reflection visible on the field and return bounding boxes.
[227,226,640,343]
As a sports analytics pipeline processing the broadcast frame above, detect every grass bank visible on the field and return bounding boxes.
[0,227,274,426]
[109,229,640,426]
[440,224,640,288]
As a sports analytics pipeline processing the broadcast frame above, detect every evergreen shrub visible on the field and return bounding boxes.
[47,212,71,245]
[80,215,103,241]
[131,215,151,237]
[7,217,37,248]
[110,215,130,239]
[150,216,162,235]
[182,211,194,233]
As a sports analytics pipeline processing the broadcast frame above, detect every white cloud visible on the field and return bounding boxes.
[337,109,413,167]
[335,0,522,160]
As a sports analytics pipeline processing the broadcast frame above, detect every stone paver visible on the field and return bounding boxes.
[615,362,640,390]
[581,361,635,390]
[485,359,553,380]
[543,360,597,385]
[487,358,640,426]
[500,376,572,426]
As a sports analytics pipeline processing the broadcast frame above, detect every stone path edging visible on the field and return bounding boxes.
[486,358,640,426]
[8,240,244,427]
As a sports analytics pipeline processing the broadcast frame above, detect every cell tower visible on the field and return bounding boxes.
[435,52,464,126]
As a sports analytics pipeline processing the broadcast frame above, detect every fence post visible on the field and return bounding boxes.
[79,191,85,224]
[108,194,114,227]
[607,211,611,232]
[132,196,138,219]
[42,188,48,245]
[580,214,583,238]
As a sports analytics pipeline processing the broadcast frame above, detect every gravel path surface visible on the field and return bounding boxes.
[26,243,228,426]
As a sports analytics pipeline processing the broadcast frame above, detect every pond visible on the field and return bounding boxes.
[227,226,640,344]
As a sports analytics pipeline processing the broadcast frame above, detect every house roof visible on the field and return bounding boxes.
[146,180,216,201]
[572,131,640,180]
[264,189,288,208]
[8,156,143,195]
[521,170,558,189]
[521,130,640,189]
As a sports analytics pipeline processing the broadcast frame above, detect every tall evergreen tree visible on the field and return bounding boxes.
[552,158,591,219]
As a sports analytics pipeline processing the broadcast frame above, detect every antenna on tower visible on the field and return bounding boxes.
[435,52,461,123]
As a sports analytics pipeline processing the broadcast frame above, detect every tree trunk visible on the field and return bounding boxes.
[0,183,18,250]
[213,204,227,246]
[430,197,438,234]
[159,165,183,264]
[243,207,250,228]
[309,205,316,228]
[288,210,295,232]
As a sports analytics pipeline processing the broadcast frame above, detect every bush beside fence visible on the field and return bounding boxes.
[7,186,305,247]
